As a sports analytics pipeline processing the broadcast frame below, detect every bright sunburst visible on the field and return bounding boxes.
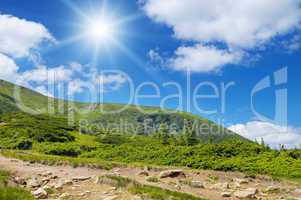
[86,17,116,42]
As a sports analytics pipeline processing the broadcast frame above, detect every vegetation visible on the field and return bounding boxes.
[100,175,206,200]
[0,79,301,185]
[0,169,34,200]
[0,79,241,142]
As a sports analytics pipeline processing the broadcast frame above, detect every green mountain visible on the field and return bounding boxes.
[0,79,243,143]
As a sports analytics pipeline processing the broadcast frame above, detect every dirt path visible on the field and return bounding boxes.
[0,155,300,200]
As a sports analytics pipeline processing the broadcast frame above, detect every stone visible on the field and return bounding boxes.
[221,192,232,197]
[295,188,301,194]
[72,176,91,181]
[42,177,50,183]
[27,177,42,188]
[32,188,48,199]
[54,180,65,190]
[265,185,280,193]
[175,184,181,190]
[159,170,185,178]
[137,171,149,176]
[60,193,71,199]
[234,178,249,184]
[14,176,26,185]
[42,185,51,190]
[64,179,73,185]
[51,175,58,179]
[103,195,118,200]
[94,176,100,184]
[41,171,53,177]
[190,181,204,188]
[133,195,142,200]
[212,182,230,190]
[234,188,258,199]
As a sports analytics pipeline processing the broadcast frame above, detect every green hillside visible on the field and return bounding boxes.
[0,80,301,181]
[0,79,242,143]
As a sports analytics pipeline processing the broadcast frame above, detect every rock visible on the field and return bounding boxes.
[137,171,149,176]
[41,171,53,177]
[133,195,142,200]
[146,176,159,182]
[54,179,65,190]
[294,188,301,194]
[234,178,249,184]
[190,181,204,188]
[27,177,42,188]
[32,188,48,199]
[159,170,185,178]
[72,176,91,181]
[265,185,280,193]
[212,182,230,190]
[60,193,71,199]
[94,176,100,184]
[109,187,117,191]
[14,176,26,185]
[221,192,232,197]
[175,184,181,190]
[64,179,73,185]
[234,188,258,199]
[51,175,58,179]
[233,182,241,189]
[103,195,118,200]
[42,185,51,190]
[42,177,50,183]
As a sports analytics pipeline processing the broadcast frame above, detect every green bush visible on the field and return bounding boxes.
[0,187,34,200]
[0,170,34,200]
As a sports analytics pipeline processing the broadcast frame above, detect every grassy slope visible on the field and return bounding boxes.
[0,79,243,142]
[1,79,301,182]
[0,169,34,200]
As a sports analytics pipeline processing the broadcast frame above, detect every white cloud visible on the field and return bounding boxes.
[170,44,242,72]
[148,49,164,66]
[229,121,301,149]
[142,0,301,72]
[69,62,84,73]
[34,85,54,97]
[142,0,301,48]
[96,73,127,92]
[0,53,19,82]
[0,14,54,58]
[282,35,301,52]
[20,65,73,84]
[67,79,85,96]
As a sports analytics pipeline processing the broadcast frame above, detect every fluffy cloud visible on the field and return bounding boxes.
[20,65,73,84]
[229,121,301,149]
[141,0,301,72]
[170,45,242,72]
[96,73,127,91]
[0,14,54,58]
[282,35,301,52]
[142,0,301,48]
[0,53,19,82]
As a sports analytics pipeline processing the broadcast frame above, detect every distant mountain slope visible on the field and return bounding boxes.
[0,79,244,143]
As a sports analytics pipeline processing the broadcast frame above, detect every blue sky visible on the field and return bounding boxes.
[0,0,301,147]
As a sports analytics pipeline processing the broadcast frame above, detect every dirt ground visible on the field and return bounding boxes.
[0,155,300,200]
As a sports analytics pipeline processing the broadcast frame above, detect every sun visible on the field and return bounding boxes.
[86,17,116,42]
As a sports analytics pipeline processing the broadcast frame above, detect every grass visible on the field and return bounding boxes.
[1,150,125,170]
[99,175,206,200]
[0,169,34,200]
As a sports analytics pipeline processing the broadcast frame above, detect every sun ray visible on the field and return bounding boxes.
[60,0,89,20]
[110,38,165,82]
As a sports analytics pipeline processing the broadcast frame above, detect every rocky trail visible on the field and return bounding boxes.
[0,155,300,200]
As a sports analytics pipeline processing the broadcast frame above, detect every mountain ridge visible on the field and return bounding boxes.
[0,79,244,142]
